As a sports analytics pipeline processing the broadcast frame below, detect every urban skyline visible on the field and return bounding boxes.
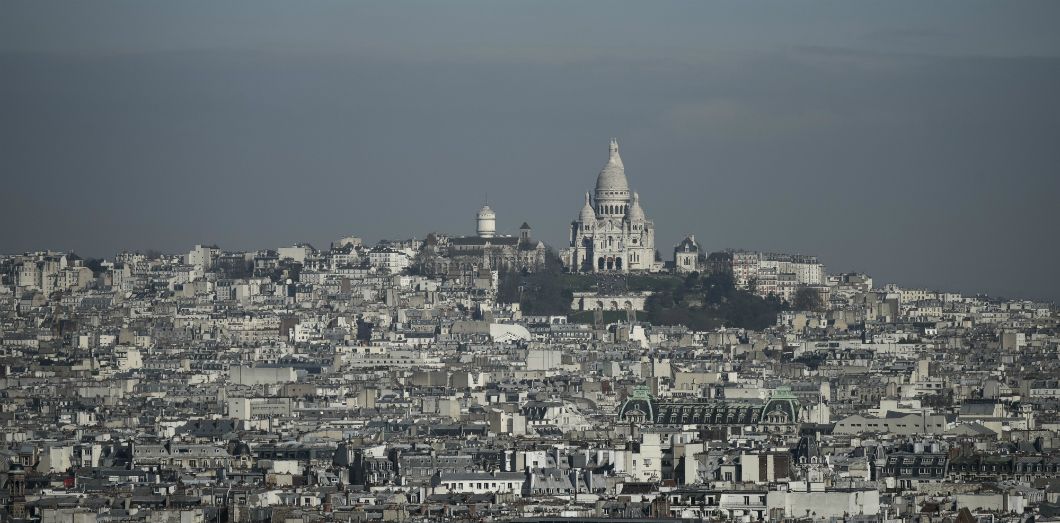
[1,133,1054,303]
[3,2,1060,301]
[2,3,1059,523]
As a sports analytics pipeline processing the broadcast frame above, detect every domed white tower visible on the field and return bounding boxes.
[579,192,596,224]
[594,138,631,218]
[476,205,496,238]
[627,192,646,222]
[562,138,656,273]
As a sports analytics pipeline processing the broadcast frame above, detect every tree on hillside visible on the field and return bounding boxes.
[792,287,825,312]
[497,248,573,315]
[702,271,736,304]
[642,269,783,331]
[83,258,106,276]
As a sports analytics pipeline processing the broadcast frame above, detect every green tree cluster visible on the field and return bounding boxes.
[497,249,574,315]
[501,264,787,331]
[791,287,825,312]
[643,271,786,330]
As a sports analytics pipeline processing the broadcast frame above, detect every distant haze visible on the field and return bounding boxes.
[2,1,1059,301]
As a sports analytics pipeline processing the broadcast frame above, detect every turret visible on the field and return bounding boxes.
[476,205,496,238]
[627,192,646,222]
[578,192,595,223]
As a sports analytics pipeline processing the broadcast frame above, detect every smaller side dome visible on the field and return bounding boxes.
[578,192,595,223]
[627,192,646,221]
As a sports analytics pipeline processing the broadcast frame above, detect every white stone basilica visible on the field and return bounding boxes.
[562,139,657,273]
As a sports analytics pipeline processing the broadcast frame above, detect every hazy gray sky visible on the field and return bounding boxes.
[3,1,1059,300]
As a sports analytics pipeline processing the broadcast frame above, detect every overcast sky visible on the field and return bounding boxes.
[2,1,1059,300]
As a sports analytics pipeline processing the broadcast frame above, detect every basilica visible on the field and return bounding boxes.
[562,139,658,273]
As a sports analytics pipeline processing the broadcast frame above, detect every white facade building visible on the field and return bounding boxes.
[563,139,656,273]
[368,247,413,273]
[185,244,220,271]
[434,472,527,497]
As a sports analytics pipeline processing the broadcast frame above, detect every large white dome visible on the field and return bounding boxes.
[595,138,630,194]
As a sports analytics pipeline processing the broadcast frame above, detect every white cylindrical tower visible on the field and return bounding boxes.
[476,205,496,238]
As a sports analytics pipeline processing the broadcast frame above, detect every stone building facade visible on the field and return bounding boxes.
[425,206,546,276]
[562,139,657,273]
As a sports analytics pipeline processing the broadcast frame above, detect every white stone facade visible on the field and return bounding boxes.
[563,139,656,273]
[570,291,652,311]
